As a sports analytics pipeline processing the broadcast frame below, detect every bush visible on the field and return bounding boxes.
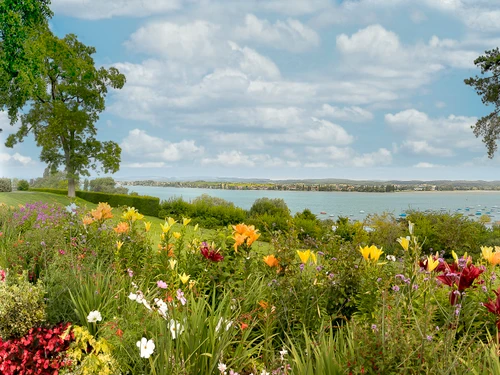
[16,179,30,191]
[0,178,12,192]
[0,272,46,339]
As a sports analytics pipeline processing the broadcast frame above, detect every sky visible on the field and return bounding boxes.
[2,0,500,181]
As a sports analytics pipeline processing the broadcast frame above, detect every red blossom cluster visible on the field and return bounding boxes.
[0,323,74,374]
[200,242,224,262]
[435,261,484,305]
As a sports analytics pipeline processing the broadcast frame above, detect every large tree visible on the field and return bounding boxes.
[0,0,53,128]
[5,32,126,197]
[465,48,500,157]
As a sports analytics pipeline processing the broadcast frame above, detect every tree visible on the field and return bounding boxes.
[5,32,126,197]
[465,48,500,157]
[0,0,53,129]
[89,177,128,194]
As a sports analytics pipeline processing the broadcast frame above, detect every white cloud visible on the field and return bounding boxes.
[51,0,181,20]
[303,118,354,145]
[0,152,33,166]
[351,148,392,167]
[121,129,203,163]
[315,104,374,122]
[234,14,320,52]
[401,140,454,157]
[304,146,392,167]
[124,162,167,168]
[414,162,443,168]
[201,150,284,167]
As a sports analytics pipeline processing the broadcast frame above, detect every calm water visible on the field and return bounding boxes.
[128,185,500,222]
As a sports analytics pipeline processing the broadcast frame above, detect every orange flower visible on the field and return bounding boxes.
[240,322,249,330]
[233,223,248,235]
[113,222,129,234]
[263,255,279,267]
[258,300,269,309]
[82,216,93,225]
[246,231,261,246]
[91,202,113,221]
[233,233,246,251]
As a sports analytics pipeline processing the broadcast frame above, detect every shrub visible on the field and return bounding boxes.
[16,179,30,191]
[0,272,46,339]
[0,178,12,192]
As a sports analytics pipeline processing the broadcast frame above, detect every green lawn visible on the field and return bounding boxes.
[0,191,270,252]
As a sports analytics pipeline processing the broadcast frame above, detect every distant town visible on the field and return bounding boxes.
[120,179,500,193]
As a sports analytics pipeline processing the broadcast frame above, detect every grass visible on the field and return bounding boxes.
[0,191,270,252]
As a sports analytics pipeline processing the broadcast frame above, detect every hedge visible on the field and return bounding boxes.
[0,178,12,192]
[30,188,160,217]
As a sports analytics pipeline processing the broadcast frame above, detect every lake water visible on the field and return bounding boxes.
[128,185,500,222]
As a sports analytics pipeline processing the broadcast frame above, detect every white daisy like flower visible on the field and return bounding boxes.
[136,337,155,358]
[169,319,184,339]
[86,310,102,323]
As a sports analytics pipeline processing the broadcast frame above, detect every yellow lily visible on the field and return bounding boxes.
[359,246,371,261]
[482,246,494,263]
[310,252,317,265]
[397,237,410,251]
[189,280,196,290]
[169,259,177,270]
[166,217,176,226]
[427,253,439,272]
[173,232,181,239]
[369,245,384,262]
[116,241,124,251]
[183,218,191,226]
[297,250,311,264]
[160,223,171,233]
[179,273,190,284]
[144,221,151,232]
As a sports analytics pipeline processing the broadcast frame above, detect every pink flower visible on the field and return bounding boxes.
[0,269,5,282]
[127,268,134,277]
[58,249,66,255]
[157,280,168,289]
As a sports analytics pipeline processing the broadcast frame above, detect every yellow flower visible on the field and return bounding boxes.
[233,233,246,252]
[297,250,311,264]
[246,231,261,246]
[166,217,176,226]
[452,250,458,263]
[194,224,199,232]
[189,280,196,290]
[183,218,191,226]
[160,223,171,233]
[116,241,123,251]
[427,254,439,272]
[310,252,317,265]
[160,233,165,241]
[233,223,248,235]
[173,232,181,239]
[482,246,494,263]
[113,222,129,234]
[169,259,177,270]
[263,255,279,268]
[369,245,384,262]
[144,221,151,232]
[121,207,144,222]
[397,237,410,251]
[179,273,190,284]
[359,246,371,261]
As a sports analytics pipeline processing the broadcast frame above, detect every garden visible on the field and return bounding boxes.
[1,196,500,374]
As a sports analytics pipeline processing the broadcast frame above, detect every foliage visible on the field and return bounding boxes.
[31,168,75,189]
[0,323,73,375]
[16,179,29,191]
[0,272,46,339]
[465,47,500,157]
[5,31,126,196]
[0,178,12,192]
[89,177,128,195]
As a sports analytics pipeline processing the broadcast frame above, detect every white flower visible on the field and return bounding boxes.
[215,318,233,333]
[129,292,138,301]
[169,319,184,339]
[129,291,151,310]
[154,298,168,318]
[408,221,414,235]
[260,370,270,375]
[136,337,155,358]
[218,362,227,373]
[65,203,77,215]
[279,348,288,361]
[386,255,396,262]
[86,310,102,323]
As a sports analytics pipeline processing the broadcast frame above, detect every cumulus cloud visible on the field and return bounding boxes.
[414,162,444,168]
[401,140,454,157]
[0,152,33,166]
[201,150,284,167]
[234,14,320,52]
[315,104,373,122]
[120,129,204,163]
[304,146,392,167]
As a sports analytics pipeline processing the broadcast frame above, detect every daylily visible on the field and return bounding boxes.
[370,245,384,262]
[359,246,371,261]
[137,337,155,358]
[173,232,181,239]
[484,287,500,328]
[310,252,317,265]
[183,217,191,226]
[82,216,93,226]
[116,241,124,251]
[169,259,177,270]
[160,223,171,233]
[200,243,224,262]
[179,273,190,284]
[246,231,261,246]
[122,207,144,222]
[427,254,440,272]
[263,254,279,268]
[297,250,311,264]
[91,202,113,220]
[113,222,130,234]
[144,221,151,232]
[194,224,199,231]
[166,217,177,226]
[397,236,410,251]
[482,246,500,265]
[233,223,248,235]
[233,233,246,251]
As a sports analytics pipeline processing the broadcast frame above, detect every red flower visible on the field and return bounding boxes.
[484,288,500,328]
[200,242,224,262]
[457,264,484,291]
[436,262,484,305]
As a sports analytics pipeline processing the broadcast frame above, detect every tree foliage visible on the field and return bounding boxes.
[0,0,53,125]
[465,48,500,157]
[5,31,126,197]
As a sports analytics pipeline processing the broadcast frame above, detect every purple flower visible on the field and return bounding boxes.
[392,285,400,292]
[176,289,187,305]
[127,268,134,277]
[157,280,168,289]
[299,264,305,272]
[412,284,419,290]
[371,324,378,331]
[426,335,433,341]
[377,277,382,282]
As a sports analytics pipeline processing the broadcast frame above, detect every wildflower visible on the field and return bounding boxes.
[392,285,400,292]
[116,241,124,251]
[310,252,317,265]
[137,337,155,358]
[233,233,246,251]
[59,249,66,255]
[87,310,102,323]
[127,268,134,277]
[160,223,172,233]
[113,222,129,234]
[122,207,144,222]
[189,280,196,290]
[397,236,410,251]
[426,335,433,341]
[65,203,77,215]
[259,300,269,309]
[241,322,249,330]
[218,363,227,373]
[371,324,378,332]
[0,269,5,282]
[173,232,181,239]
[144,221,151,232]
[82,216,93,225]
[179,273,190,284]
[427,254,440,272]
[169,259,178,270]
[263,254,279,268]
[201,243,224,262]
[176,289,187,305]
[157,280,168,289]
[386,255,396,262]
[360,245,384,262]
[279,348,288,362]
[183,217,191,226]
[297,250,311,264]
[484,288,500,328]
[169,319,184,339]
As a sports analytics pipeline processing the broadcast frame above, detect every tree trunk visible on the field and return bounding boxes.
[68,176,76,198]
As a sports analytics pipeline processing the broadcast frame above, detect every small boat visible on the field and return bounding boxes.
[320,211,326,215]
[329,214,335,217]
[476,211,482,215]
[359,210,365,213]
[399,213,407,218]
[465,208,470,211]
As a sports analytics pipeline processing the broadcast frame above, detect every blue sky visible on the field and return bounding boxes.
[2,0,500,181]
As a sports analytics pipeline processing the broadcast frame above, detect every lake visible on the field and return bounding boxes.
[127,185,500,222]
